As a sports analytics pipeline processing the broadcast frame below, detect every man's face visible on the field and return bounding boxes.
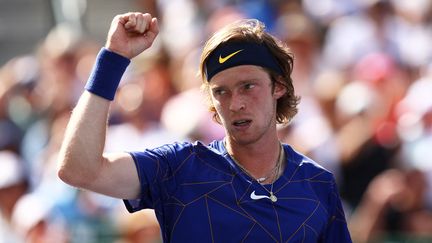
[209,65,285,145]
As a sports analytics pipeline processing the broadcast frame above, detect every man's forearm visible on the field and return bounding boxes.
[57,91,110,187]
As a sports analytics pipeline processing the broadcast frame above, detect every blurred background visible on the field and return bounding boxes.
[1,0,432,242]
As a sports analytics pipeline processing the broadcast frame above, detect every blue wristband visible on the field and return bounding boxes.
[85,48,131,100]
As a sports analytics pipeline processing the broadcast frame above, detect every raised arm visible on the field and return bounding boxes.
[57,12,159,199]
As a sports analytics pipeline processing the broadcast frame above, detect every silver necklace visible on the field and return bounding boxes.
[260,146,284,202]
[225,142,285,202]
[256,162,280,183]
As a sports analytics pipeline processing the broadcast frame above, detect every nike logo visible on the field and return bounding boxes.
[250,191,270,200]
[219,49,243,64]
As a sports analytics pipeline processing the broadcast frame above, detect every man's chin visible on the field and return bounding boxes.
[228,133,259,146]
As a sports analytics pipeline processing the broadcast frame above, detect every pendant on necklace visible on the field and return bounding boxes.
[269,192,277,202]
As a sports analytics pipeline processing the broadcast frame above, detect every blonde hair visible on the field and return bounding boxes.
[199,19,300,124]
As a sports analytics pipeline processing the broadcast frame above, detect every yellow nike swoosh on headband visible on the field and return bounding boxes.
[219,49,243,64]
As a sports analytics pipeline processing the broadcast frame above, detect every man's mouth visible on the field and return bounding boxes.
[232,119,252,127]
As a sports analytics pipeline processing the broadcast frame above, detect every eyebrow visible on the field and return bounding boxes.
[210,78,260,89]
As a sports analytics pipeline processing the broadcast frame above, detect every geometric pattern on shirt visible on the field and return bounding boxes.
[125,141,351,242]
[143,143,348,242]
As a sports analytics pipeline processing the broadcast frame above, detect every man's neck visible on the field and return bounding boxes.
[225,137,282,179]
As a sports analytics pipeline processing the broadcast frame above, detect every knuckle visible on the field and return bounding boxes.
[113,14,122,21]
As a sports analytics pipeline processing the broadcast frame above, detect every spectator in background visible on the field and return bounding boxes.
[0,150,29,242]
[0,150,68,243]
[349,168,432,242]
[0,57,33,153]
[105,45,183,152]
[115,209,161,243]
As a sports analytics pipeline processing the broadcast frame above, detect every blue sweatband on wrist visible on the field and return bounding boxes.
[85,47,131,100]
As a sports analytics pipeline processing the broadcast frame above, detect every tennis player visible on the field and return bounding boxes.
[58,12,352,242]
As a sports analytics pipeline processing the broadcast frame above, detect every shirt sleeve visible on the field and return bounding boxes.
[123,143,184,213]
[320,177,353,243]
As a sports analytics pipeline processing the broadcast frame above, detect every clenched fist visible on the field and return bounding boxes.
[105,12,159,59]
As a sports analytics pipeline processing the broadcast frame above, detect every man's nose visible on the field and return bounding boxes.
[229,93,245,112]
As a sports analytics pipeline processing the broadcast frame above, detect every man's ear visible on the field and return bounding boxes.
[273,77,287,99]
[210,106,222,124]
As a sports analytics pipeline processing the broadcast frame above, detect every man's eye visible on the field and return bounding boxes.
[244,83,255,90]
[214,89,226,95]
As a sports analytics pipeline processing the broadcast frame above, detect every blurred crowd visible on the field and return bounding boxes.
[1,0,432,242]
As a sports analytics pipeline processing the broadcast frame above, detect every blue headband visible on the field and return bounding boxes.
[204,41,283,81]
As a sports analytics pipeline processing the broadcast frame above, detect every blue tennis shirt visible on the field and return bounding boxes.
[124,140,352,242]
